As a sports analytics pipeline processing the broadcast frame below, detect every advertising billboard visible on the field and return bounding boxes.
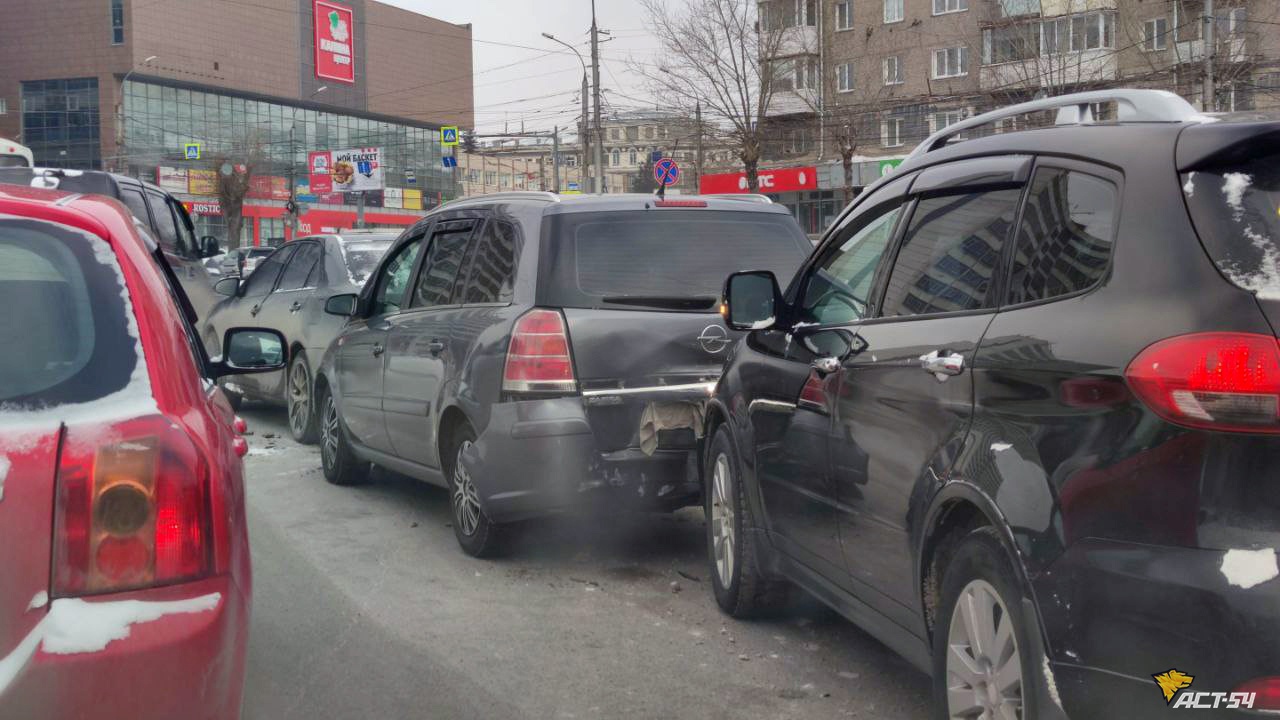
[156,166,188,193]
[314,0,355,84]
[309,147,383,193]
[188,168,218,196]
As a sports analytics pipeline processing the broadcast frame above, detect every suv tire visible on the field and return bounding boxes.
[445,424,503,558]
[318,383,369,486]
[705,426,789,618]
[932,527,1043,720]
[286,351,319,444]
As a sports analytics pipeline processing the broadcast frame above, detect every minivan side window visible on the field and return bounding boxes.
[372,238,423,315]
[1006,168,1117,305]
[412,223,473,308]
[879,188,1022,317]
[800,203,903,326]
[456,219,519,304]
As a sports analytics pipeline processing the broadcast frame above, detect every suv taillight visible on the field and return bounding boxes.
[1125,332,1280,434]
[502,308,577,394]
[53,416,213,597]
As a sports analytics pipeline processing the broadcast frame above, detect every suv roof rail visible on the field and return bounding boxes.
[701,194,773,204]
[441,191,562,208]
[908,88,1203,160]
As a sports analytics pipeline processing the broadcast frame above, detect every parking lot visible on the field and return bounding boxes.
[237,404,931,719]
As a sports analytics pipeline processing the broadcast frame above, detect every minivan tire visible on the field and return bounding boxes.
[445,424,503,558]
[705,426,789,618]
[932,526,1043,720]
[318,383,369,486]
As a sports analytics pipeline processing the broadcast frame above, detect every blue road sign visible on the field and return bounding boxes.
[405,169,417,185]
[654,157,680,187]
[441,126,459,146]
[442,156,457,169]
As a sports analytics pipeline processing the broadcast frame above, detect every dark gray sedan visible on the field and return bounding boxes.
[203,231,393,442]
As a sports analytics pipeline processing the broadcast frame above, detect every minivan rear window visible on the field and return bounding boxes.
[1182,150,1280,300]
[539,210,809,311]
[0,218,140,410]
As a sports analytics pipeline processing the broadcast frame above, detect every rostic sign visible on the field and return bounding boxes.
[314,0,355,84]
[698,166,817,194]
[654,157,680,186]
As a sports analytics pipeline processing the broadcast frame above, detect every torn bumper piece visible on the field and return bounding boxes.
[462,397,703,523]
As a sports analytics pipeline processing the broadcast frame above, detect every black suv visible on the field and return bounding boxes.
[314,192,810,556]
[709,90,1280,719]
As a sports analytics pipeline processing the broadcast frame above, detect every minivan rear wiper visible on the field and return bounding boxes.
[601,295,719,310]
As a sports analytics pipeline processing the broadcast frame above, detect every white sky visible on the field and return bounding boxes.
[380,0,663,138]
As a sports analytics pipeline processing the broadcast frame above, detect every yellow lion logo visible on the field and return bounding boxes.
[1152,669,1195,704]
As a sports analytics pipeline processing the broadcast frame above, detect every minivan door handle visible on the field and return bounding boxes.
[249,304,260,317]
[920,350,964,380]
[372,342,385,357]
[427,339,445,356]
[289,301,303,313]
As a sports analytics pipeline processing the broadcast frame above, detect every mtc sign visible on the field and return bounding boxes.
[699,166,817,195]
[314,0,355,84]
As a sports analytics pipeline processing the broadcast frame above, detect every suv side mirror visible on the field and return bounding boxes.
[325,293,359,317]
[212,328,286,379]
[199,236,221,258]
[722,270,782,331]
[214,276,240,297]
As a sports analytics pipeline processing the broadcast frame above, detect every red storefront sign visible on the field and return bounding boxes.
[183,200,223,216]
[699,166,817,194]
[247,176,290,201]
[313,0,355,84]
[308,151,334,194]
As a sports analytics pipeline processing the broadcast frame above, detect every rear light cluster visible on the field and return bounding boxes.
[53,416,213,597]
[502,309,577,394]
[1126,332,1280,434]
[654,199,707,208]
[1233,677,1280,711]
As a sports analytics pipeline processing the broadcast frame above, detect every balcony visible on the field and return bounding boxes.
[1172,37,1249,65]
[1036,0,1116,17]
[979,49,1117,91]
[770,25,819,57]
[765,88,819,118]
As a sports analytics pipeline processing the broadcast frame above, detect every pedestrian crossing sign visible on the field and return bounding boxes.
[184,143,201,160]
[441,126,459,147]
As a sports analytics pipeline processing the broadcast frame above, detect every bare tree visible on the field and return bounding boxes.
[631,0,792,191]
[210,130,266,248]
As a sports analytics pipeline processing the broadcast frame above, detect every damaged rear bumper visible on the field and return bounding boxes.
[460,396,704,523]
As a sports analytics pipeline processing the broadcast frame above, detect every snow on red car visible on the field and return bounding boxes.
[0,184,285,719]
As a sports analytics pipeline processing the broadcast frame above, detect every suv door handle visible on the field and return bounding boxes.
[250,304,260,317]
[372,342,385,357]
[289,301,303,313]
[920,350,964,380]
[811,356,842,375]
[427,340,445,355]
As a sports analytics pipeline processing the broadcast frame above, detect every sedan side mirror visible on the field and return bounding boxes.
[722,270,782,332]
[212,328,287,379]
[214,276,240,297]
[325,293,359,317]
[199,236,221,258]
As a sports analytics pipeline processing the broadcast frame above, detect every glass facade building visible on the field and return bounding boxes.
[20,78,101,169]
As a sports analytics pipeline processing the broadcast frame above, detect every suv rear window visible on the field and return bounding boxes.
[539,210,808,311]
[0,218,141,410]
[1183,150,1280,300]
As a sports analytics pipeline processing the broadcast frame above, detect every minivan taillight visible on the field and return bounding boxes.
[53,416,212,597]
[1125,332,1280,434]
[502,308,577,394]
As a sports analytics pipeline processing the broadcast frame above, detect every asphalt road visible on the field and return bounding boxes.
[238,404,932,720]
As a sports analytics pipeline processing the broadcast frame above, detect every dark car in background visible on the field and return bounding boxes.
[0,167,222,319]
[313,192,811,557]
[708,89,1280,719]
[203,231,395,442]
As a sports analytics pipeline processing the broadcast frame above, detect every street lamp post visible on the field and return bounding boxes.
[289,86,327,239]
[541,32,594,193]
[116,55,157,172]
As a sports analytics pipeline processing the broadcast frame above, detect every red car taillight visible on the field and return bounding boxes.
[53,416,212,597]
[1233,677,1280,711]
[1125,333,1280,434]
[502,308,577,394]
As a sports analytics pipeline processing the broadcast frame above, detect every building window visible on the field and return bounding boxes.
[836,62,854,92]
[933,0,967,15]
[609,128,620,141]
[884,0,903,23]
[932,109,965,134]
[836,0,854,30]
[21,78,101,169]
[882,117,904,147]
[611,149,621,166]
[883,56,904,85]
[983,12,1116,63]
[1143,18,1168,50]
[783,127,810,154]
[485,171,497,185]
[110,0,124,44]
[760,0,818,30]
[932,46,969,78]
[629,149,637,165]
[772,56,820,91]
[0,97,6,115]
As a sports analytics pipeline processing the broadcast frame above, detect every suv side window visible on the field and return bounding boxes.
[145,189,181,256]
[241,245,294,298]
[119,187,152,228]
[412,221,474,308]
[879,188,1022,317]
[456,219,519,305]
[1006,167,1117,305]
[276,242,321,292]
[372,236,424,315]
[799,203,903,326]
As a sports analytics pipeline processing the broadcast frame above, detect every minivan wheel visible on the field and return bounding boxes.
[445,425,502,558]
[286,351,319,444]
[705,426,789,618]
[933,527,1040,720]
[318,384,369,486]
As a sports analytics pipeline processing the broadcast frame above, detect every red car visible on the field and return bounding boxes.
[0,184,284,718]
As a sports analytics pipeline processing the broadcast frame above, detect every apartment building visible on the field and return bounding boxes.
[597,110,739,193]
[458,141,583,196]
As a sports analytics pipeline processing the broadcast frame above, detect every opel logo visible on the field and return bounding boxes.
[697,324,731,354]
